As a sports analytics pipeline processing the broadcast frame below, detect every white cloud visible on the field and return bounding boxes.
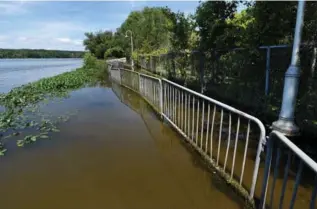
[56,38,73,43]
[18,36,29,41]
[0,2,27,15]
[0,21,86,50]
[0,35,8,41]
[56,37,82,45]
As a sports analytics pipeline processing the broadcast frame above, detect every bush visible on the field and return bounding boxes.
[83,52,98,69]
[104,47,125,59]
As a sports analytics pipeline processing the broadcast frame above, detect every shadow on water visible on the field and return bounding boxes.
[0,80,245,209]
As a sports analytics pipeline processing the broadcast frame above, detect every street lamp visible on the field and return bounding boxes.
[272,1,306,136]
[125,30,134,71]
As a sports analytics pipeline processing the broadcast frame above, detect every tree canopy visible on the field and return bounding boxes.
[83,1,317,56]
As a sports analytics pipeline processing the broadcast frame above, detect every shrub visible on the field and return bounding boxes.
[83,52,98,69]
[104,47,125,59]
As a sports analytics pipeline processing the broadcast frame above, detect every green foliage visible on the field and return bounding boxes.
[84,6,175,60]
[0,48,83,59]
[196,1,238,50]
[83,2,317,57]
[120,7,174,54]
[170,12,196,51]
[83,52,98,69]
[83,31,118,59]
[104,46,124,59]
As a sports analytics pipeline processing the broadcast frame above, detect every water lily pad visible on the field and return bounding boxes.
[31,136,37,142]
[17,140,24,147]
[52,128,60,133]
[0,149,7,156]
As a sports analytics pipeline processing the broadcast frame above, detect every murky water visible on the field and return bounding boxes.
[0,58,83,93]
[0,81,245,209]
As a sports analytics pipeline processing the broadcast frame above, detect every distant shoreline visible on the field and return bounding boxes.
[0,48,84,59]
[0,57,83,60]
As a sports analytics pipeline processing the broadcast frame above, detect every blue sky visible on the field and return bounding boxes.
[0,1,245,51]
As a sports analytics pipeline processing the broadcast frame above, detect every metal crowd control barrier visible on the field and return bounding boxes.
[109,66,266,204]
[108,63,121,83]
[161,79,266,202]
[259,131,317,209]
[108,65,317,208]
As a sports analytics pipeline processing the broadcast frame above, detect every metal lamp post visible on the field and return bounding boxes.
[272,1,306,136]
[125,30,134,71]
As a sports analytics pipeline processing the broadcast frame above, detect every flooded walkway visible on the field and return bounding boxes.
[0,82,245,209]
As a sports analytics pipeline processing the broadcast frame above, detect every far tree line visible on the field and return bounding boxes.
[0,49,84,59]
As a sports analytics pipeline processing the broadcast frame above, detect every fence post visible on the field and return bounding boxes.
[159,79,163,118]
[265,47,271,96]
[171,52,176,78]
[311,47,317,76]
[259,135,273,209]
[119,68,121,85]
[153,56,157,74]
[308,47,317,93]
[159,55,162,76]
[149,55,152,72]
[138,72,142,94]
[200,52,205,94]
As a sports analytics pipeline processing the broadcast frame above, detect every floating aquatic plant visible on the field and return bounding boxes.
[0,59,108,156]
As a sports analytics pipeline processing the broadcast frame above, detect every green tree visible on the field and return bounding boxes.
[83,31,115,59]
[119,7,174,55]
[195,1,238,50]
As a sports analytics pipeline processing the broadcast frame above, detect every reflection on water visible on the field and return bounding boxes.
[0,59,83,93]
[0,82,245,209]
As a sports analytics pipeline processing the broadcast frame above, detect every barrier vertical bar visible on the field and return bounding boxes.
[159,80,163,117]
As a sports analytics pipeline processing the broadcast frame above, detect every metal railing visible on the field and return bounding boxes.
[161,79,266,201]
[108,63,121,83]
[139,73,162,114]
[108,65,267,204]
[121,69,139,92]
[259,131,317,209]
[112,66,317,208]
[120,69,162,113]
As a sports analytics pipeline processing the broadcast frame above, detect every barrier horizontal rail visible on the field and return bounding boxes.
[259,131,317,209]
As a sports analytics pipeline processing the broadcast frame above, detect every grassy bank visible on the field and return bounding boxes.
[0,57,108,155]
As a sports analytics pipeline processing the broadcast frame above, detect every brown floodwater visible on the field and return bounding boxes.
[0,81,246,209]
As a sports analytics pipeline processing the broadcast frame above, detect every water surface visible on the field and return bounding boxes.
[0,58,82,93]
[0,82,245,209]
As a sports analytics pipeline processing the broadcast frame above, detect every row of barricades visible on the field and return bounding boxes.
[107,62,317,209]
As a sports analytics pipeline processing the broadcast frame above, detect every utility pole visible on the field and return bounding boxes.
[272,1,306,136]
[125,30,134,71]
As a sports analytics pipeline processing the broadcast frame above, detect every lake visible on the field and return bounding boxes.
[0,58,83,93]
